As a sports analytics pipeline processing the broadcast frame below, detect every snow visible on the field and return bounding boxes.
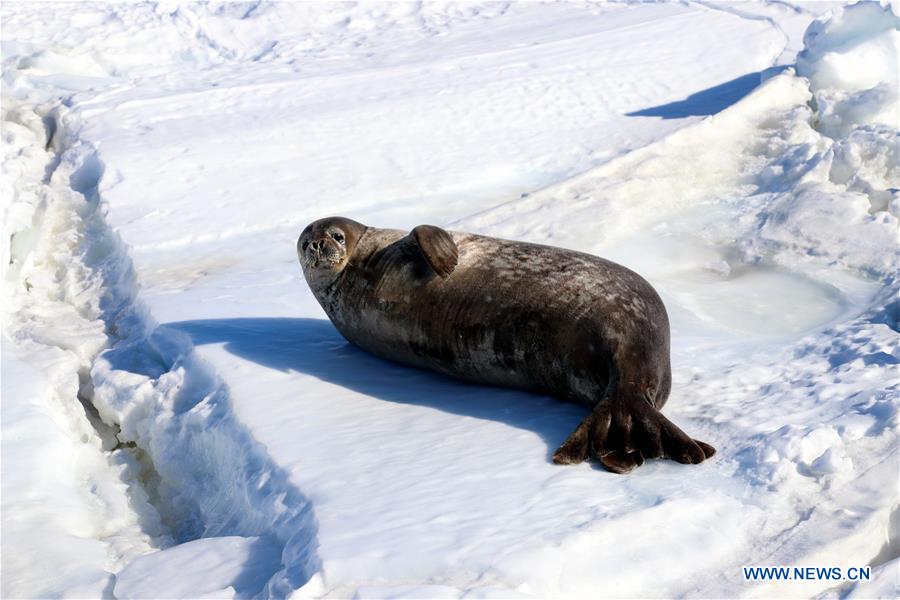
[2,1,897,599]
[2,343,119,599]
[115,536,283,600]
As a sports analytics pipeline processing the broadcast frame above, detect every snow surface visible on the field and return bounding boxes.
[2,1,898,599]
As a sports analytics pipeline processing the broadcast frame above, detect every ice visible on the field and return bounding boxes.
[2,1,897,598]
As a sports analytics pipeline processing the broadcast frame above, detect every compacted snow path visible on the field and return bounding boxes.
[3,1,897,599]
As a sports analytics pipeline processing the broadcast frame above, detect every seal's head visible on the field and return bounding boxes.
[298,217,366,288]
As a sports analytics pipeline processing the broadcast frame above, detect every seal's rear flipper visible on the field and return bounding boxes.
[410,225,458,278]
[552,400,715,474]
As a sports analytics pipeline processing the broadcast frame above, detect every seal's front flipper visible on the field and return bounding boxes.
[410,225,458,278]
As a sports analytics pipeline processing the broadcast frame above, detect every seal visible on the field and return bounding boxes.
[298,217,715,473]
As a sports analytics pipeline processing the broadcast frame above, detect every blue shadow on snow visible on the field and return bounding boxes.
[164,317,588,461]
[626,67,788,119]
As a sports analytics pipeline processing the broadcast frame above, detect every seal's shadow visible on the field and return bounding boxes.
[164,317,586,460]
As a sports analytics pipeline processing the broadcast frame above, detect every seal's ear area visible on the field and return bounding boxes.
[411,225,458,278]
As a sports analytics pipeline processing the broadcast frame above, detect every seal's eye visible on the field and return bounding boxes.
[301,241,309,251]
[331,232,345,244]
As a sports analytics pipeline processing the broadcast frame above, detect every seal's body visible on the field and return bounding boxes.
[298,217,714,473]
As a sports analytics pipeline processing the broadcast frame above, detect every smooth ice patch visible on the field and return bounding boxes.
[666,265,851,336]
[604,233,875,338]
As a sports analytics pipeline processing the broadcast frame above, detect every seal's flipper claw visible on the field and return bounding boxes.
[552,441,586,465]
[658,415,707,464]
[696,440,716,459]
[411,225,458,278]
[552,413,595,465]
[599,450,642,474]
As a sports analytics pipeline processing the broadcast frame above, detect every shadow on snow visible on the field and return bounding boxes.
[164,317,588,462]
[626,67,788,119]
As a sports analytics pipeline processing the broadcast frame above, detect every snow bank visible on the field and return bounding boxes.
[463,76,896,284]
[797,0,899,136]
[91,325,321,598]
[1,342,142,598]
[464,3,900,282]
[794,0,900,229]
[759,1,899,276]
[2,99,162,597]
[2,82,318,598]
